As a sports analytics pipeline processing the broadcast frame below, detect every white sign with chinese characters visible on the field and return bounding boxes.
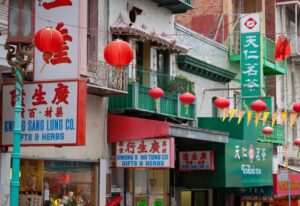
[179,151,214,170]
[233,144,267,175]
[34,0,80,81]
[2,81,81,145]
[116,138,173,168]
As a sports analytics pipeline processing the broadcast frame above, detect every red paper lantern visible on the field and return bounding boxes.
[294,138,300,146]
[293,102,300,113]
[250,100,267,112]
[214,97,230,109]
[34,27,63,53]
[262,126,273,135]
[179,92,195,105]
[104,39,134,70]
[149,87,164,99]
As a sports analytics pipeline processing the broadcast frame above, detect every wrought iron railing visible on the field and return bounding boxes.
[87,59,128,92]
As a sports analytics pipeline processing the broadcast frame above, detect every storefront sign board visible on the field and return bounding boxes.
[273,173,300,196]
[116,138,175,168]
[179,150,214,171]
[1,80,86,146]
[240,13,262,97]
[34,0,87,81]
[225,139,273,187]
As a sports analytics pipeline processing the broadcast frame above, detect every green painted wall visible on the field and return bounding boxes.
[176,143,226,188]
[198,117,258,141]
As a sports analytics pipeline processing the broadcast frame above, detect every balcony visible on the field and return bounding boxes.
[151,0,193,14]
[228,34,287,75]
[108,67,196,122]
[256,121,285,144]
[87,60,128,96]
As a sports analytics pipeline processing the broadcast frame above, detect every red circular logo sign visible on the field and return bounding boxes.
[244,17,257,30]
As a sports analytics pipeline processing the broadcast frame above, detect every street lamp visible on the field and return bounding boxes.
[5,1,33,205]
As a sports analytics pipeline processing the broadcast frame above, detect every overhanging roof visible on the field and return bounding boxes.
[108,114,228,144]
[110,14,189,53]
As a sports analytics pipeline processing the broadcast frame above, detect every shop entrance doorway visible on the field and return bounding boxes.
[180,190,208,206]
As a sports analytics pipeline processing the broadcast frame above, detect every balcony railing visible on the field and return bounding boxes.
[109,83,195,121]
[256,122,285,145]
[228,34,287,75]
[87,60,128,96]
[134,65,194,94]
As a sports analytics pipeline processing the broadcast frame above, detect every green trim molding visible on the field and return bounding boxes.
[177,55,237,83]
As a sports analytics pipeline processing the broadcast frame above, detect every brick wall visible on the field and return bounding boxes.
[265,0,275,41]
[0,0,8,33]
[175,0,223,41]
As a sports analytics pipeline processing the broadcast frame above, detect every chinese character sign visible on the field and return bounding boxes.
[116,138,174,168]
[179,151,214,170]
[2,81,86,145]
[225,139,273,187]
[240,13,262,97]
[34,0,82,81]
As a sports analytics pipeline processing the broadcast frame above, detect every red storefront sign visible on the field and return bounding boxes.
[273,173,300,196]
[116,138,175,168]
[1,80,86,146]
[179,150,214,171]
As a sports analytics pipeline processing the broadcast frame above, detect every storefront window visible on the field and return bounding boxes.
[18,159,98,206]
[43,161,96,206]
[128,168,169,206]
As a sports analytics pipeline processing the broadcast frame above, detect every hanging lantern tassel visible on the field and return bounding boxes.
[247,111,252,126]
[155,98,160,112]
[290,112,298,128]
[222,108,229,122]
[185,104,189,115]
[272,112,279,127]
[238,110,246,125]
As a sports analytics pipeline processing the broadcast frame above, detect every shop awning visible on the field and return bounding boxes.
[110,14,189,53]
[108,115,228,143]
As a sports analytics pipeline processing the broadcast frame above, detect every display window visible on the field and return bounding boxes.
[19,159,98,206]
[126,168,169,206]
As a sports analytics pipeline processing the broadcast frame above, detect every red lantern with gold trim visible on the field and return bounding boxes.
[250,100,267,112]
[180,92,195,114]
[104,39,134,71]
[34,27,64,54]
[214,97,230,109]
[262,126,273,136]
[293,102,300,113]
[149,87,164,111]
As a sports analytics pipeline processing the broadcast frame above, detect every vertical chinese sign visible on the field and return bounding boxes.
[116,138,175,168]
[2,80,86,146]
[240,13,262,97]
[34,0,87,81]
